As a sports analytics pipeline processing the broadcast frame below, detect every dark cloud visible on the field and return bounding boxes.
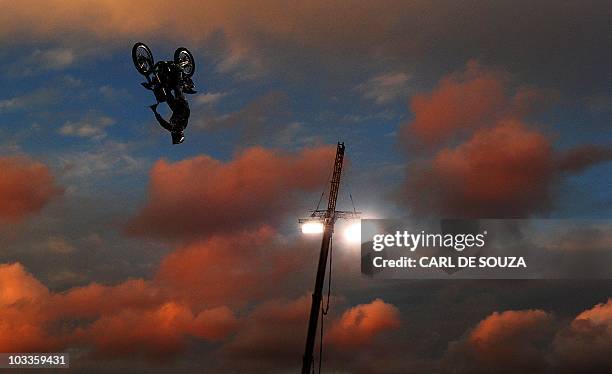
[2,1,610,93]
[0,88,59,114]
[194,92,291,139]
[219,295,311,371]
[550,299,612,374]
[557,144,612,174]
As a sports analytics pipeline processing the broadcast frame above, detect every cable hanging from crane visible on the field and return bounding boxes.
[315,235,333,374]
[314,161,335,214]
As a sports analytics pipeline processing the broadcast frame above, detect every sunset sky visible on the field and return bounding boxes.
[1,1,611,372]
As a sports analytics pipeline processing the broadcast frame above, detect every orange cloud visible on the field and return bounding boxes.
[0,225,314,358]
[444,301,612,374]
[399,62,609,218]
[0,156,62,223]
[1,252,401,363]
[469,309,552,352]
[1,144,336,359]
[154,227,295,308]
[52,228,301,356]
[405,120,555,218]
[153,225,316,310]
[191,306,238,341]
[0,261,239,358]
[0,263,58,352]
[326,298,401,349]
[405,61,508,146]
[127,146,334,241]
[53,279,162,319]
[401,61,552,148]
[76,302,197,359]
[74,302,237,360]
[399,62,558,219]
[574,298,612,325]
[442,308,554,374]
[220,296,400,371]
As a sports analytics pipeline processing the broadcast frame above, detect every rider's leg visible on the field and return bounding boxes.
[150,105,174,132]
[141,75,154,90]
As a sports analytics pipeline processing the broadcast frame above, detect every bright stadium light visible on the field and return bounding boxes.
[301,221,324,234]
[343,221,361,243]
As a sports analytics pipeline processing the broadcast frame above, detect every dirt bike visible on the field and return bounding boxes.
[132,42,196,103]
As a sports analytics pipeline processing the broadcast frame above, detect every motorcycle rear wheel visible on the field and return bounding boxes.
[132,42,154,75]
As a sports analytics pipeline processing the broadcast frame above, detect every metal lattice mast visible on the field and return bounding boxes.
[301,142,345,374]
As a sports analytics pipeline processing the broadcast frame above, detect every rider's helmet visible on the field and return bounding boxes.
[171,131,185,144]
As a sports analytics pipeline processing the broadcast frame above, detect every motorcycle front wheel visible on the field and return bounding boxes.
[174,47,195,77]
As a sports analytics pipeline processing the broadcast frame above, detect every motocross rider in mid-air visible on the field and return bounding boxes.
[132,43,197,145]
[143,62,196,144]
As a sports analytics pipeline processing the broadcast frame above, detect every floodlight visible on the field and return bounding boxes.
[301,221,324,234]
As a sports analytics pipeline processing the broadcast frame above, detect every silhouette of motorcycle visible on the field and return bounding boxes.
[132,42,196,103]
